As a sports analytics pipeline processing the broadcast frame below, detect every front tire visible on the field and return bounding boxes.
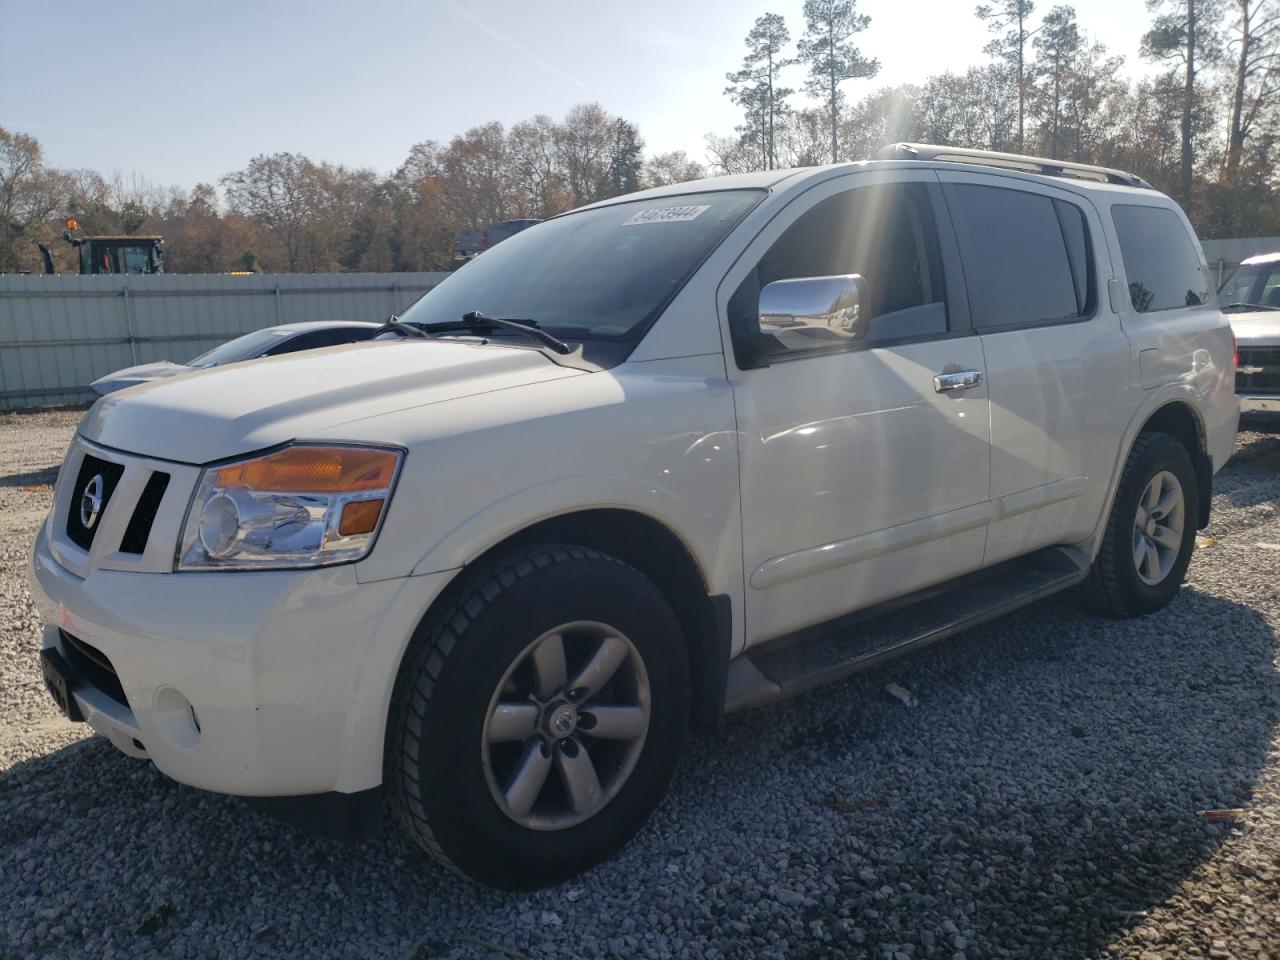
[385,544,689,889]
[1082,432,1199,618]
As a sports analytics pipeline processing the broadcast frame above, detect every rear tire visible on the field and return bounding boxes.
[385,544,689,889]
[1082,432,1199,618]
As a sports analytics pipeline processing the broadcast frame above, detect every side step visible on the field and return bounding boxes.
[724,546,1089,713]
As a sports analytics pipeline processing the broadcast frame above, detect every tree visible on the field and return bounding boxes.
[507,116,565,217]
[603,119,644,196]
[796,0,879,162]
[1063,38,1128,162]
[440,122,512,228]
[975,0,1038,149]
[1224,0,1280,172]
[643,151,706,187]
[556,104,614,206]
[1033,5,1082,155]
[725,13,794,169]
[839,86,921,159]
[0,127,65,273]
[1142,0,1225,203]
[221,152,315,271]
[917,65,1020,150]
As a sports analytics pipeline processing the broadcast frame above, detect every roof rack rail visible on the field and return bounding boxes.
[874,142,1153,189]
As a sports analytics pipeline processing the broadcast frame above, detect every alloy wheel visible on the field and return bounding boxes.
[480,621,650,831]
[1132,470,1185,586]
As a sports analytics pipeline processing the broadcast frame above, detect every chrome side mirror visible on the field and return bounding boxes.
[758,274,869,340]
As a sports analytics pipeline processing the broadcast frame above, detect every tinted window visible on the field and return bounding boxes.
[402,190,761,342]
[1112,205,1209,313]
[728,183,948,360]
[951,184,1089,328]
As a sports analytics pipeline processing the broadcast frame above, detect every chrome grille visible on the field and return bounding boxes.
[1237,346,1280,395]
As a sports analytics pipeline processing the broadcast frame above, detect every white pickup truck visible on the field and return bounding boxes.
[30,144,1237,889]
[1219,251,1280,415]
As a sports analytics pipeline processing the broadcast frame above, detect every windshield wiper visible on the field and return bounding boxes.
[372,315,431,338]
[417,311,572,355]
[1223,302,1280,312]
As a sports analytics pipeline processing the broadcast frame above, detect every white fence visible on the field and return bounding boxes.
[0,272,449,410]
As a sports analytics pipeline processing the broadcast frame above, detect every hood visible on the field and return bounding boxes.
[90,361,191,395]
[1226,310,1280,346]
[79,339,585,463]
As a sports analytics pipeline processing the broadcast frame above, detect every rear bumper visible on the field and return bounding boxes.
[1239,394,1280,414]
[28,523,453,800]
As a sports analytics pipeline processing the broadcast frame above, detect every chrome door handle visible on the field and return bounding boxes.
[933,369,984,393]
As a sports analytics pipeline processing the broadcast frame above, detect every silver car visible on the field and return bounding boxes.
[90,320,382,395]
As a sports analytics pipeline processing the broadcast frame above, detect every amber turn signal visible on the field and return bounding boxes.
[338,498,385,536]
[214,446,399,493]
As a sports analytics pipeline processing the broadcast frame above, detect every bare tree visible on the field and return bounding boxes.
[1224,0,1280,171]
[643,151,706,187]
[556,104,614,206]
[507,116,564,217]
[221,153,315,271]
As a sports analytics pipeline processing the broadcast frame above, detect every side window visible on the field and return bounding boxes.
[728,182,948,362]
[949,184,1093,329]
[1111,205,1209,313]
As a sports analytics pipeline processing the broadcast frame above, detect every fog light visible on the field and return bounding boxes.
[153,687,201,750]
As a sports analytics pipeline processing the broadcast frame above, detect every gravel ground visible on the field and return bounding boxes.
[2,409,1279,960]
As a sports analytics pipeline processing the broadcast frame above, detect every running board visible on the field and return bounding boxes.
[724,546,1089,713]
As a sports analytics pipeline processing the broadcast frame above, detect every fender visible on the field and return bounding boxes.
[1081,383,1209,560]
[409,474,735,597]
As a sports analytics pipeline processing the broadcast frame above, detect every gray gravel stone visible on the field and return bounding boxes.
[3,412,1280,958]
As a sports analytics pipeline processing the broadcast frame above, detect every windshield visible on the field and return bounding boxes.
[189,328,292,367]
[1219,259,1280,308]
[401,190,762,341]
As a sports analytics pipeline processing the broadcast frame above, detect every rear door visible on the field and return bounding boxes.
[723,171,993,645]
[939,172,1130,564]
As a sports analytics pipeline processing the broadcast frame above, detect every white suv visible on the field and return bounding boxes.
[30,144,1238,889]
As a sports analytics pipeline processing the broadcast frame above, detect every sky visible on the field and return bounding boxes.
[2,0,1160,191]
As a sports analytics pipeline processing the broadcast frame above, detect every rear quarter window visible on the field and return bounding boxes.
[1111,205,1209,313]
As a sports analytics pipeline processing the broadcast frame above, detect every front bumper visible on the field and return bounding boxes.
[29,524,452,799]
[1239,394,1280,414]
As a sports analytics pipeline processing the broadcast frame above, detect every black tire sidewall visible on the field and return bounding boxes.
[400,549,689,889]
[1107,436,1199,615]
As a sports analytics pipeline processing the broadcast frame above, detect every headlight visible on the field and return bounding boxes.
[177,444,403,571]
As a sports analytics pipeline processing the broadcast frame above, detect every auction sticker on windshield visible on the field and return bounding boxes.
[624,205,711,225]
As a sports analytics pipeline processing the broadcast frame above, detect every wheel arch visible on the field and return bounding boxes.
[1138,400,1212,530]
[402,506,732,734]
[1090,394,1213,558]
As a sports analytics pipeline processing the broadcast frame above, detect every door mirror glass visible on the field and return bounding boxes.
[758,274,869,340]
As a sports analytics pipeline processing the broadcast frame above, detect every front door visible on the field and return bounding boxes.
[722,173,993,646]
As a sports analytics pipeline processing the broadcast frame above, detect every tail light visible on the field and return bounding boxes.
[1232,328,1239,370]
